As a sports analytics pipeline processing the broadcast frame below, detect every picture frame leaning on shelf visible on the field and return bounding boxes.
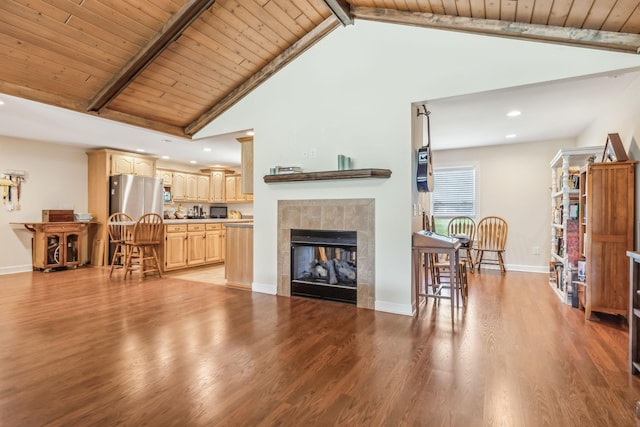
[601,133,628,162]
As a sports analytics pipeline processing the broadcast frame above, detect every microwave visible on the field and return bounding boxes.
[210,206,227,218]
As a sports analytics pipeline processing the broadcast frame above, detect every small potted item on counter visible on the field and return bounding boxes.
[175,205,185,219]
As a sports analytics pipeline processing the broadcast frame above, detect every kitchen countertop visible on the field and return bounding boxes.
[163,218,252,224]
[224,222,253,228]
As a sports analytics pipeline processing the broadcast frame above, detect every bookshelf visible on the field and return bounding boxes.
[549,146,602,304]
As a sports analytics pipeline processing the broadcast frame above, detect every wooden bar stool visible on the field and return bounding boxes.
[123,213,164,281]
[107,212,133,278]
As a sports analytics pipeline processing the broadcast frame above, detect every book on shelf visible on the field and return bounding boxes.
[275,166,303,174]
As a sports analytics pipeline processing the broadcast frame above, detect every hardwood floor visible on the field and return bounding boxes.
[0,268,639,426]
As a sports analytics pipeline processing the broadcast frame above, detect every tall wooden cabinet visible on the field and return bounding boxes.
[582,161,636,320]
[87,149,156,266]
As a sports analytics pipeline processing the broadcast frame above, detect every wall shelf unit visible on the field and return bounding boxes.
[263,168,391,183]
[549,146,602,304]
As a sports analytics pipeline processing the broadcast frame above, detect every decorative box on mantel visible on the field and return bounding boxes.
[263,168,392,183]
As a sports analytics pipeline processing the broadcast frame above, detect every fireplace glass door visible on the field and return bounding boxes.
[290,229,357,304]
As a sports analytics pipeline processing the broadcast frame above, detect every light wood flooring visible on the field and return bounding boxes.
[0,267,639,426]
[166,264,227,286]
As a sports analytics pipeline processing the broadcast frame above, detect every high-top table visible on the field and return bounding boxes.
[412,230,462,317]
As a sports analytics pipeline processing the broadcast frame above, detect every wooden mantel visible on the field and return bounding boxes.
[263,168,392,183]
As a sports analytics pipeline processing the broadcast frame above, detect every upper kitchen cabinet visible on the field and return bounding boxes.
[110,152,155,177]
[201,168,233,203]
[172,173,187,201]
[156,169,173,186]
[172,172,210,202]
[236,136,253,194]
[210,171,225,203]
[186,174,198,200]
[225,174,253,202]
[197,175,210,202]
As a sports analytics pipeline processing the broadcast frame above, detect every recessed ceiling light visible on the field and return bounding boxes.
[505,134,517,138]
[203,147,212,152]
[161,155,170,159]
[507,110,521,117]
[189,160,197,164]
[136,148,145,152]
[0,100,5,106]
[246,130,254,136]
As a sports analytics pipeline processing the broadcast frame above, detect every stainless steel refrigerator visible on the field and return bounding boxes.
[110,174,163,219]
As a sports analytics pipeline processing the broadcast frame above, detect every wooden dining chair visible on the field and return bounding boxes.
[123,213,164,280]
[107,212,133,278]
[448,216,476,273]
[475,216,508,273]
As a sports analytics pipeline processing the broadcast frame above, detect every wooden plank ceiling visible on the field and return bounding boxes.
[1,0,640,138]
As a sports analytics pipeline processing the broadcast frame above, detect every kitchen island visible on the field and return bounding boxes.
[224,222,253,288]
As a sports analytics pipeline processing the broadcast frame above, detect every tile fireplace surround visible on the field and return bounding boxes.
[277,199,375,309]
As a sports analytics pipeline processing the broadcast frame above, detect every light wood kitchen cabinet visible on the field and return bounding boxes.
[156,169,173,186]
[582,160,636,320]
[197,175,210,202]
[172,173,187,201]
[205,223,224,262]
[171,172,209,202]
[236,136,253,194]
[187,223,206,266]
[110,153,155,177]
[225,174,253,202]
[87,149,157,266]
[164,225,188,270]
[225,175,237,202]
[186,174,198,201]
[164,222,227,271]
[210,171,225,203]
[225,223,252,287]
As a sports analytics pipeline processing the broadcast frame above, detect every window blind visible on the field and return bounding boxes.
[431,167,476,217]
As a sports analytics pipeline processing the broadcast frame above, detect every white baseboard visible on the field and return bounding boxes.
[0,265,32,275]
[374,300,413,316]
[477,263,548,274]
[252,282,277,295]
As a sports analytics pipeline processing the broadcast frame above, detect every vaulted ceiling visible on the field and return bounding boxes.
[2,0,640,140]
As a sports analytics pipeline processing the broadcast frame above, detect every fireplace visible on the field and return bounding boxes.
[290,229,357,304]
[277,198,375,310]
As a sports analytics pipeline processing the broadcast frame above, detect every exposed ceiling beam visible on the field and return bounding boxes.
[352,6,640,54]
[323,0,353,26]
[185,16,341,136]
[87,0,216,113]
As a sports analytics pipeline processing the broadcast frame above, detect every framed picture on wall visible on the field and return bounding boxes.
[601,133,628,162]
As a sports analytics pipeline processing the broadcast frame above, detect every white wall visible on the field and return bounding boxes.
[434,139,573,271]
[0,136,88,274]
[197,20,640,315]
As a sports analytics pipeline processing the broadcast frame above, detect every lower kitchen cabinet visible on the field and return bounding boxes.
[163,223,226,272]
[164,224,188,270]
[187,224,206,266]
[205,224,225,263]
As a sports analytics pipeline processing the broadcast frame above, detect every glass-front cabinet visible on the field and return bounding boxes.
[30,223,83,270]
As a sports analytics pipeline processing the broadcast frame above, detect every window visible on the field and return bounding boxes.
[431,167,476,218]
